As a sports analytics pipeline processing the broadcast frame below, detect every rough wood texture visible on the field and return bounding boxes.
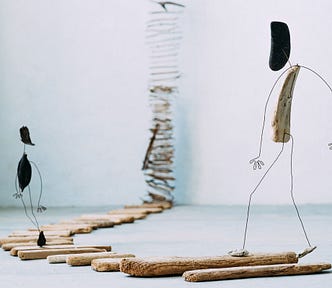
[59,219,115,228]
[120,252,298,277]
[38,224,93,234]
[272,65,300,142]
[8,230,73,237]
[18,247,106,260]
[11,244,111,256]
[67,252,135,266]
[92,258,126,272]
[125,201,172,209]
[183,262,331,282]
[109,207,163,214]
[2,239,74,251]
[78,214,135,224]
[0,236,73,246]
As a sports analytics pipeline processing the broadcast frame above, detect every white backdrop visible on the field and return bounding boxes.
[1,0,332,207]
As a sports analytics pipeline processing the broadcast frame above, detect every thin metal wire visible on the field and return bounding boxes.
[29,160,44,209]
[28,185,40,230]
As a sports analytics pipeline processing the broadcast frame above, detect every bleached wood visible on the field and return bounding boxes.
[183,262,331,282]
[59,219,114,228]
[38,224,93,234]
[78,214,135,224]
[272,65,300,142]
[11,244,111,256]
[67,252,135,266]
[0,236,73,246]
[48,252,115,264]
[8,230,72,237]
[120,252,298,277]
[92,258,122,272]
[109,207,163,214]
[125,201,172,209]
[2,239,74,251]
[18,247,106,260]
[105,213,147,220]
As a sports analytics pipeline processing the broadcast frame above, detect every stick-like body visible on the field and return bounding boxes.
[120,252,297,276]
[272,65,300,142]
[183,262,331,282]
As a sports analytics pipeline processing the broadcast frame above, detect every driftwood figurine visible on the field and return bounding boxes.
[14,126,47,247]
[231,22,332,258]
[141,1,185,204]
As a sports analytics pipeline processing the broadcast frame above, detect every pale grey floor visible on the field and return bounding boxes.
[0,205,331,288]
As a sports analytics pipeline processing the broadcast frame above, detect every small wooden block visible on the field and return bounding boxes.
[120,252,298,277]
[11,244,111,256]
[18,247,106,260]
[79,214,135,224]
[67,252,135,266]
[48,252,115,264]
[2,239,74,251]
[92,258,130,272]
[183,262,332,282]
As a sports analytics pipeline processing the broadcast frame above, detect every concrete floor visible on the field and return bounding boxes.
[0,205,331,287]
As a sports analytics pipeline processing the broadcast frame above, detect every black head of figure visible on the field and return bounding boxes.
[20,126,35,146]
[269,21,291,71]
[17,153,32,192]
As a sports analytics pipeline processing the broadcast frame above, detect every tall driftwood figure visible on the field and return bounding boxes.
[230,22,332,258]
[14,126,47,247]
[142,1,185,204]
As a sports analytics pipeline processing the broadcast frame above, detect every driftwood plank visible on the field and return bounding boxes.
[38,224,93,234]
[109,207,163,214]
[18,247,106,260]
[78,214,135,224]
[125,202,172,209]
[48,252,114,264]
[92,256,137,272]
[120,252,298,277]
[0,236,73,246]
[2,239,74,251]
[11,244,112,256]
[67,252,135,266]
[183,262,331,282]
[59,219,115,228]
[8,230,73,237]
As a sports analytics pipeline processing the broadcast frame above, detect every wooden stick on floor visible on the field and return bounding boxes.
[18,247,107,260]
[11,244,112,256]
[120,252,298,277]
[0,236,73,246]
[183,262,331,282]
[67,252,135,266]
[2,239,74,251]
[92,256,137,272]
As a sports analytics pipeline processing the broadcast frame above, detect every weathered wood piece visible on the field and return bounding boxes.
[120,252,298,277]
[79,214,135,224]
[125,201,172,209]
[59,219,115,228]
[92,257,136,272]
[0,236,73,246]
[48,251,115,264]
[8,230,73,237]
[18,247,107,260]
[183,262,331,282]
[67,252,135,266]
[109,207,163,214]
[11,244,112,256]
[37,224,94,234]
[272,65,300,142]
[2,239,74,251]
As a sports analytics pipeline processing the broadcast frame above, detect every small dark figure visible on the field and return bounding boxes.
[20,126,35,146]
[17,153,32,193]
[37,231,46,247]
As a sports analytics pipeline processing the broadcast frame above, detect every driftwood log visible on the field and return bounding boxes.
[18,247,107,260]
[8,230,73,237]
[108,207,163,214]
[2,239,74,251]
[92,258,124,272]
[120,252,298,277]
[125,202,172,209]
[183,262,331,282]
[78,214,135,224]
[66,252,135,266]
[0,236,73,246]
[37,224,94,234]
[272,65,300,142]
[11,244,112,256]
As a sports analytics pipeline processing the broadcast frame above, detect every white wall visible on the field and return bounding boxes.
[1,0,332,207]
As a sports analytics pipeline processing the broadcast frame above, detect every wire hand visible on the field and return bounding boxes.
[249,158,265,170]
